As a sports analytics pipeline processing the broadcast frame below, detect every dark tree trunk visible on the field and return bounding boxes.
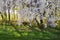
[40,19,44,29]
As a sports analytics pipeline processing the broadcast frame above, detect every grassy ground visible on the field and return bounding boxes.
[0,24,60,40]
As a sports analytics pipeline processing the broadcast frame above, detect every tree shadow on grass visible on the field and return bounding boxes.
[0,31,60,40]
[0,24,60,40]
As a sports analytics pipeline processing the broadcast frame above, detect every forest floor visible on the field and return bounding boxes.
[0,24,60,40]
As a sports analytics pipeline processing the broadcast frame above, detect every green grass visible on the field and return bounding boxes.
[0,25,60,40]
